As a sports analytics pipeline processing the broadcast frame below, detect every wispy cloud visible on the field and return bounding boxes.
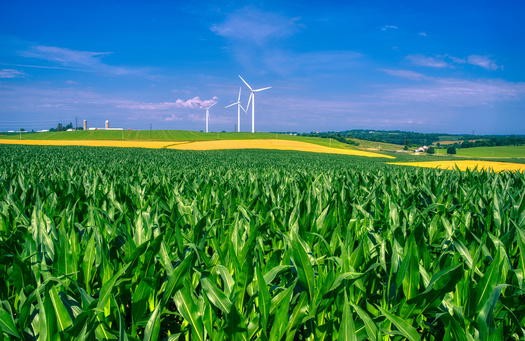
[467,55,502,71]
[18,45,149,76]
[380,69,427,80]
[116,96,218,110]
[382,25,398,31]
[406,54,450,68]
[165,114,183,122]
[381,78,524,106]
[211,8,301,44]
[263,50,362,76]
[418,32,427,37]
[20,46,112,66]
[406,54,502,71]
[211,8,362,76]
[0,68,26,78]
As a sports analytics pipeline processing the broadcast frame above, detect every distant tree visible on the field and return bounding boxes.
[447,146,456,155]
[65,122,73,130]
[427,147,435,154]
[461,140,473,148]
[20,128,25,131]
[403,145,409,150]
[437,142,441,148]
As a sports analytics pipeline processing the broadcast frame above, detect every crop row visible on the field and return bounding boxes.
[0,145,524,340]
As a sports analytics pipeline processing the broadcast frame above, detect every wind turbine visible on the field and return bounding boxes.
[225,87,247,132]
[239,75,271,133]
[200,101,216,133]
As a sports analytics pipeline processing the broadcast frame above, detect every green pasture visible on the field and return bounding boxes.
[451,145,525,158]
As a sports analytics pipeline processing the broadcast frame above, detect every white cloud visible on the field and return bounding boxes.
[263,50,362,76]
[418,32,427,37]
[380,69,427,80]
[447,55,466,64]
[165,114,182,121]
[407,54,502,71]
[382,25,398,31]
[406,54,450,68]
[20,45,111,67]
[381,78,524,106]
[116,96,218,110]
[211,8,301,44]
[0,68,26,78]
[467,55,502,71]
[18,45,148,76]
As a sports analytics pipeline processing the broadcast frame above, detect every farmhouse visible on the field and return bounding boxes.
[415,145,429,153]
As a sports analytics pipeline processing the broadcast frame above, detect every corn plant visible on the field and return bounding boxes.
[0,144,524,340]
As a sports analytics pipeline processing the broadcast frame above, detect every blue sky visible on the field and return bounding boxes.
[1,0,524,134]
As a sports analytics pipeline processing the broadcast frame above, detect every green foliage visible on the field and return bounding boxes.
[447,146,457,155]
[334,129,439,146]
[0,145,524,340]
[427,147,435,154]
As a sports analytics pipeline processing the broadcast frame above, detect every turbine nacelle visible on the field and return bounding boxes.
[200,101,217,110]
[200,101,216,133]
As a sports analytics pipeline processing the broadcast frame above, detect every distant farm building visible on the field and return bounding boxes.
[415,146,430,153]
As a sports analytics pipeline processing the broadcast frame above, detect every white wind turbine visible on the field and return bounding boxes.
[239,75,271,133]
[225,87,247,132]
[200,101,216,133]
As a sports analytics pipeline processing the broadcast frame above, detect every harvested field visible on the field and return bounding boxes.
[390,160,525,172]
[168,139,394,158]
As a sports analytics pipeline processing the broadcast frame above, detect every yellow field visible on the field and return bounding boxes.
[0,139,177,149]
[0,138,393,158]
[167,139,394,158]
[390,160,525,172]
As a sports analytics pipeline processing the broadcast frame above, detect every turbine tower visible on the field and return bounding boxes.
[200,102,216,133]
[239,75,271,133]
[225,87,246,132]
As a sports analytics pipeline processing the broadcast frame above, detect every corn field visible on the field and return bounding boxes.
[0,145,524,340]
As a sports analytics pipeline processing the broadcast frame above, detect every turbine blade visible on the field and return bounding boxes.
[240,104,247,114]
[253,87,271,92]
[238,75,252,91]
[237,87,242,101]
[225,102,240,108]
[208,101,217,109]
[246,93,253,109]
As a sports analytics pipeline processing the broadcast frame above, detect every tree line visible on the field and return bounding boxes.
[447,136,525,149]
[49,122,83,132]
